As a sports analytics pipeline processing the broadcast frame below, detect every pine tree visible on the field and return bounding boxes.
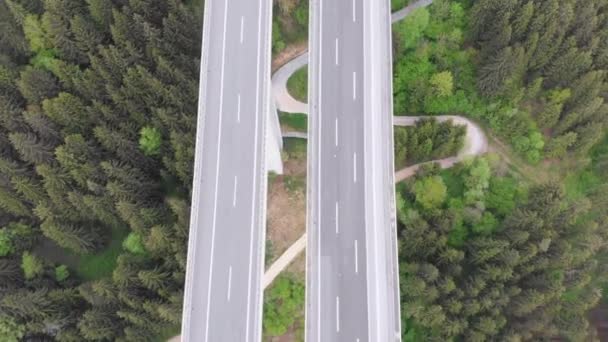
[138,267,171,292]
[0,258,23,287]
[11,175,46,204]
[40,220,104,254]
[9,132,55,165]
[0,185,30,217]
[78,307,122,341]
[22,111,61,144]
[16,67,59,104]
[42,93,92,133]
[0,288,54,321]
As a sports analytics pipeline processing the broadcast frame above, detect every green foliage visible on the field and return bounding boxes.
[55,264,69,282]
[78,307,121,341]
[139,126,162,156]
[287,67,308,103]
[272,20,286,54]
[512,131,545,164]
[283,137,307,161]
[23,14,47,53]
[41,220,104,254]
[394,118,466,167]
[485,177,521,217]
[272,0,308,52]
[123,232,146,255]
[263,275,305,337]
[471,0,608,155]
[414,175,447,210]
[0,315,25,342]
[279,112,307,132]
[42,92,90,133]
[0,1,201,339]
[21,251,43,279]
[17,66,59,105]
[0,229,14,257]
[393,8,430,54]
[391,0,411,12]
[463,158,491,205]
[429,71,454,97]
[75,227,129,281]
[0,222,34,256]
[398,153,608,340]
[293,3,308,27]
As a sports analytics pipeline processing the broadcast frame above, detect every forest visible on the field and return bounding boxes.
[393,0,608,340]
[0,0,202,340]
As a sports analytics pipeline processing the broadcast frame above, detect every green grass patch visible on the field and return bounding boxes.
[439,167,465,199]
[263,275,305,338]
[153,325,181,342]
[287,67,308,103]
[283,137,307,161]
[391,0,411,12]
[564,170,601,200]
[73,226,129,281]
[279,112,308,132]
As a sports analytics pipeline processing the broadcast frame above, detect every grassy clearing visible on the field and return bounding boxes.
[286,67,308,103]
[73,226,129,281]
[279,112,308,132]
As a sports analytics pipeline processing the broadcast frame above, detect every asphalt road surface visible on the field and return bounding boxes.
[307,0,400,340]
[181,0,272,341]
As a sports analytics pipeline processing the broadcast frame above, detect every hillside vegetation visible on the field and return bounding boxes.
[393,1,608,340]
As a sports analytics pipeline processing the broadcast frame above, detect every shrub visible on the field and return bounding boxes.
[139,126,162,156]
[414,176,447,210]
[123,232,145,255]
[21,251,43,279]
[0,229,14,257]
[55,265,70,282]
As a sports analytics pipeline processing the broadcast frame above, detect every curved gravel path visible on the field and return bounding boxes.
[264,0,489,289]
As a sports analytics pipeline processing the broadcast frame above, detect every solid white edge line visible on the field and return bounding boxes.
[336,296,340,332]
[317,0,324,340]
[227,266,233,301]
[245,1,264,340]
[203,0,230,341]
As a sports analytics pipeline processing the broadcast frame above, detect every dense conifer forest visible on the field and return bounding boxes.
[0,0,201,340]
